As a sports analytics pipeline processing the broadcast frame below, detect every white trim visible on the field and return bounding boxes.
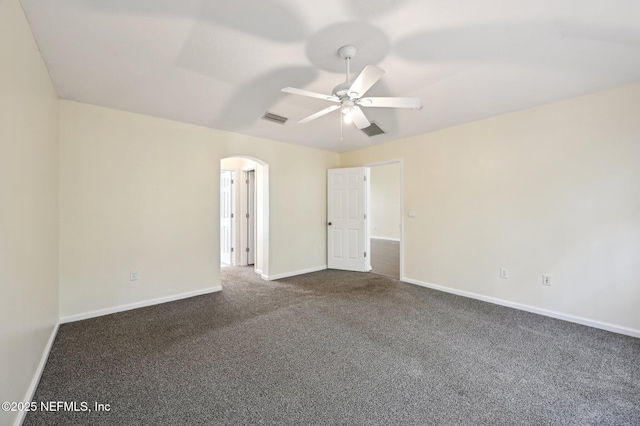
[401,277,640,338]
[15,322,59,426]
[264,265,327,281]
[370,236,401,241]
[60,286,222,324]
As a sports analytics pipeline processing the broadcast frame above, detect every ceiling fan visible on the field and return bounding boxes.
[281,45,422,135]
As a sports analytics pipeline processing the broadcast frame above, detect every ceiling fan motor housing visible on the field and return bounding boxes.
[332,82,351,98]
[338,45,357,60]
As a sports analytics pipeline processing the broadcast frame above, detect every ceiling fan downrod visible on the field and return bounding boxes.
[338,45,357,84]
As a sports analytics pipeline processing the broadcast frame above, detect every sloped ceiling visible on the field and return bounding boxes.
[20,0,640,152]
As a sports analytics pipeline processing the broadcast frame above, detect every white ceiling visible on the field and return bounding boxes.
[20,0,640,152]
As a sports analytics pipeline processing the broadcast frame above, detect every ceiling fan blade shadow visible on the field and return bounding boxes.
[66,0,202,17]
[351,106,370,129]
[211,66,317,131]
[199,0,307,43]
[395,23,544,63]
[299,105,340,123]
[68,0,308,43]
[344,0,409,19]
[349,65,385,98]
[282,87,339,102]
[176,20,297,86]
[555,19,640,47]
[395,19,640,69]
[360,97,422,109]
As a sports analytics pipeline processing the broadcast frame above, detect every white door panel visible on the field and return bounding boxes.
[327,167,367,272]
[220,170,233,265]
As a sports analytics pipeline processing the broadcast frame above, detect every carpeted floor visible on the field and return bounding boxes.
[26,267,640,425]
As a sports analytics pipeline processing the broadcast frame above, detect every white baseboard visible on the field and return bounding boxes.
[370,236,400,241]
[60,286,223,324]
[401,277,640,339]
[15,322,59,426]
[264,265,327,281]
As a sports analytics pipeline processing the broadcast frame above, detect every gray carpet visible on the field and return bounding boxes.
[25,267,640,425]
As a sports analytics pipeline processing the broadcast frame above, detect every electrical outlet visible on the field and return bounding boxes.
[130,271,138,281]
[500,268,509,279]
[542,274,552,286]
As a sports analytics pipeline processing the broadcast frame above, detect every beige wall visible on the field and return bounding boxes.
[0,0,59,423]
[342,82,640,333]
[370,163,401,240]
[59,100,339,319]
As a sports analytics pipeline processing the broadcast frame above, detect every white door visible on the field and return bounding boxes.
[327,167,368,272]
[220,170,233,265]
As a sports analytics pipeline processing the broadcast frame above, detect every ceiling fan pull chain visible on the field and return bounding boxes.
[339,110,344,141]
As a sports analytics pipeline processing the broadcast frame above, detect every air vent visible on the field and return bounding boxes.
[261,112,288,125]
[360,121,385,137]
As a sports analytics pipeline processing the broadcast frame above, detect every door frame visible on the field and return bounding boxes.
[220,169,236,266]
[364,158,404,280]
[242,167,256,268]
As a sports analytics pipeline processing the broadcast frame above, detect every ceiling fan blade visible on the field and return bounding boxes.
[359,97,423,110]
[348,65,385,98]
[282,87,339,102]
[298,105,340,123]
[350,106,371,130]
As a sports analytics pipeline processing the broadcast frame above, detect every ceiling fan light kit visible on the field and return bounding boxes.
[281,45,422,139]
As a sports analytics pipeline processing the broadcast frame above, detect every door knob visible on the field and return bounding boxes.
[328,222,332,226]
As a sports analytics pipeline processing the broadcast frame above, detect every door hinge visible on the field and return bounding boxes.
[231,179,234,184]
[364,252,367,257]
[246,213,250,218]
[246,179,250,184]
[246,247,250,252]
[364,175,367,181]
[231,213,234,218]
[364,213,367,219]
[231,247,234,252]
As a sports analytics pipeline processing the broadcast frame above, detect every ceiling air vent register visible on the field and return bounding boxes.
[261,112,288,124]
[361,121,385,137]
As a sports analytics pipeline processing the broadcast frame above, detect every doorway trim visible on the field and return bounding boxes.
[364,158,404,280]
[242,167,256,268]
